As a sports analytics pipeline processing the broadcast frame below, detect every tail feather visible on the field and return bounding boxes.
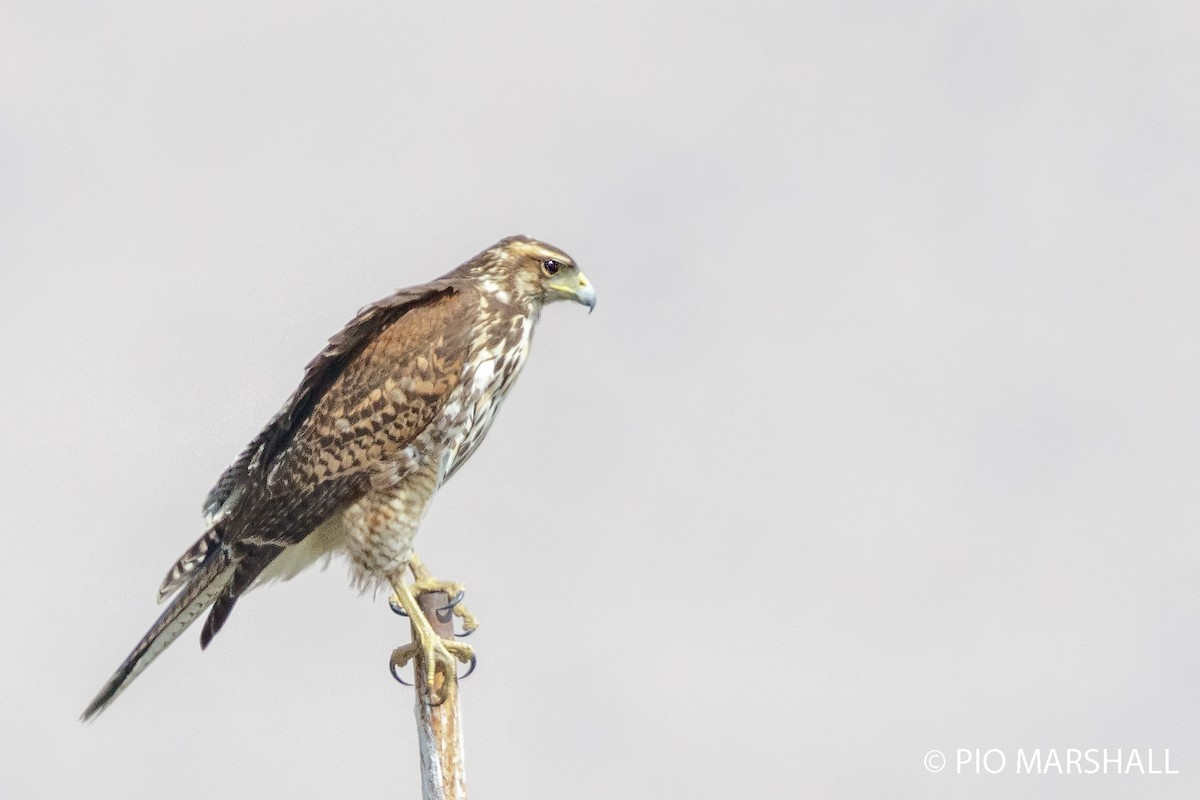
[82,556,233,721]
[200,546,282,649]
[158,525,223,603]
[200,590,239,650]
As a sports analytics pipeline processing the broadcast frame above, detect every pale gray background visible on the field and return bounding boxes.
[1,1,1197,798]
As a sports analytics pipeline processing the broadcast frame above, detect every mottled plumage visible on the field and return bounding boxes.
[83,236,595,720]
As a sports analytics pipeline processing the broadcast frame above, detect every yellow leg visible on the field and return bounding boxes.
[406,553,479,635]
[389,577,474,689]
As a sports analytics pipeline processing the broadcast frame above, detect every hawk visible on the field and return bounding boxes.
[82,236,595,720]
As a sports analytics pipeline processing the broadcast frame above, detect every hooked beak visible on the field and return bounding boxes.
[549,270,596,313]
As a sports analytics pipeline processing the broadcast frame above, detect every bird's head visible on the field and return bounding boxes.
[473,235,596,312]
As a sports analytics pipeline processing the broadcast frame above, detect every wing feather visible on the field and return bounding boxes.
[194,282,478,638]
[203,280,459,520]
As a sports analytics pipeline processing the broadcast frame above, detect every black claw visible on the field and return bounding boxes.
[456,624,476,638]
[459,653,477,681]
[391,651,475,692]
[389,654,413,686]
[392,591,464,622]
[434,590,466,624]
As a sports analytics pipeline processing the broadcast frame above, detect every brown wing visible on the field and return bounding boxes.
[202,279,459,521]
[196,283,479,646]
[163,279,462,601]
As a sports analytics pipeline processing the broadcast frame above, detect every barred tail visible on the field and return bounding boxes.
[81,556,233,721]
[158,524,222,602]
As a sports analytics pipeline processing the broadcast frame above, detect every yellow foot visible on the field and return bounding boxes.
[389,576,475,693]
[407,553,480,636]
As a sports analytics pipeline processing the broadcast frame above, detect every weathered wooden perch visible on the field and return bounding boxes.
[402,591,467,800]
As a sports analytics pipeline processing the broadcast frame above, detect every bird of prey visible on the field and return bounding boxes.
[82,235,595,720]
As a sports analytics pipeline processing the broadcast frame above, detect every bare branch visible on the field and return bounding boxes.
[410,591,467,800]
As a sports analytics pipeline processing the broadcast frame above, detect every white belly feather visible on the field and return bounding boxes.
[253,513,348,588]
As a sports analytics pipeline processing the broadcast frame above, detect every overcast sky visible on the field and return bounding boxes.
[2,2,1199,798]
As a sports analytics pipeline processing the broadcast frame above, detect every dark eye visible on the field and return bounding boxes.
[541,259,561,276]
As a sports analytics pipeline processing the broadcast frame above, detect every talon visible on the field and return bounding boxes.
[451,603,479,637]
[434,590,465,624]
[408,572,480,637]
[415,638,475,689]
[389,646,415,686]
[389,577,475,692]
[459,652,477,680]
[389,596,408,617]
